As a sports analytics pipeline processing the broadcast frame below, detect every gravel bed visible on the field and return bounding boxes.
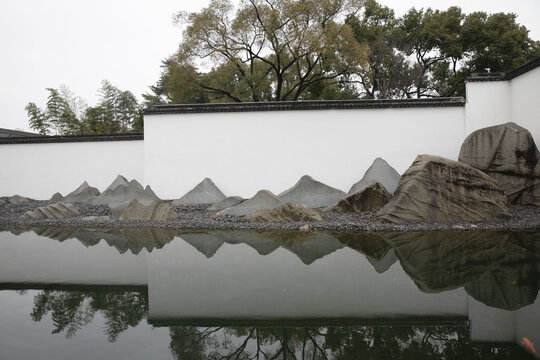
[0,199,538,233]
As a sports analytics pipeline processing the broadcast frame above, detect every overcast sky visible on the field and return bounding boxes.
[1,0,538,132]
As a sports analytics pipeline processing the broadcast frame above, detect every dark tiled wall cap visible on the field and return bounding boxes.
[144,97,465,115]
[0,133,144,145]
[466,56,540,82]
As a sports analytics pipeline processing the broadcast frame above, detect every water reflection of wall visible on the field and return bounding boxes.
[1,228,539,353]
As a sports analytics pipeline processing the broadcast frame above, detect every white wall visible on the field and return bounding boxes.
[465,81,510,135]
[0,140,144,199]
[510,66,540,145]
[144,107,466,199]
[465,66,540,145]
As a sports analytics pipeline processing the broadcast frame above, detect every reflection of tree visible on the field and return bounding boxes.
[167,324,531,360]
[30,289,148,342]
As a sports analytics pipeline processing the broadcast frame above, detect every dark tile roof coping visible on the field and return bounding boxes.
[466,56,540,82]
[0,132,144,145]
[144,97,465,115]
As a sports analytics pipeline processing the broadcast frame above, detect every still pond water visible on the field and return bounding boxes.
[0,227,538,359]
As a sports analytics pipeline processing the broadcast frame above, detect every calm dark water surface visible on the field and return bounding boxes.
[0,228,538,359]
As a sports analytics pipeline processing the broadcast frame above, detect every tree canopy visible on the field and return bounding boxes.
[146,0,540,104]
[26,81,143,136]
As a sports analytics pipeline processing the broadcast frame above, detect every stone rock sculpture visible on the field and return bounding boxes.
[278,175,346,208]
[324,181,391,213]
[172,178,226,205]
[378,155,511,223]
[119,199,177,221]
[22,202,79,220]
[62,181,100,203]
[459,122,540,206]
[246,202,323,222]
[91,180,159,207]
[217,190,283,216]
[349,158,401,194]
[208,196,244,211]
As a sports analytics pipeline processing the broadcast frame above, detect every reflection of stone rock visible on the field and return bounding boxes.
[32,226,79,241]
[335,232,396,273]
[378,155,510,223]
[217,190,284,216]
[349,158,401,194]
[246,203,323,222]
[324,181,391,213]
[8,195,30,204]
[91,180,159,207]
[208,196,244,211]
[180,233,225,258]
[22,202,79,220]
[286,233,345,265]
[119,199,177,221]
[385,231,540,304]
[62,181,100,203]
[278,175,346,208]
[465,262,539,311]
[459,122,540,205]
[172,178,226,205]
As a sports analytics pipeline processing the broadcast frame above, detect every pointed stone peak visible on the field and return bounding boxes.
[278,175,346,208]
[217,190,283,216]
[129,179,144,190]
[349,158,401,195]
[104,175,130,193]
[173,177,226,205]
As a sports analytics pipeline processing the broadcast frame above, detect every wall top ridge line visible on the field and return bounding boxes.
[466,56,540,83]
[144,97,466,115]
[0,133,144,145]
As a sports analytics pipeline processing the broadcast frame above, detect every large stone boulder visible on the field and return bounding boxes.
[349,158,401,194]
[378,155,511,223]
[246,202,323,222]
[278,175,346,208]
[208,196,244,211]
[172,178,226,205]
[22,202,79,220]
[91,180,159,207]
[62,181,100,203]
[324,181,391,213]
[119,199,177,221]
[459,122,540,205]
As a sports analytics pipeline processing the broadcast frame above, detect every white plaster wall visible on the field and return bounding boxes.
[0,140,144,199]
[465,81,511,135]
[144,107,466,199]
[510,67,540,145]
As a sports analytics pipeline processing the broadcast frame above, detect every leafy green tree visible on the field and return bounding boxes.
[159,0,369,103]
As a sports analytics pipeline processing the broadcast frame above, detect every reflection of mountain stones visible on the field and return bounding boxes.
[378,155,511,223]
[349,158,401,194]
[30,227,175,254]
[285,233,345,265]
[179,233,225,258]
[278,175,346,208]
[459,122,540,206]
[61,181,100,203]
[386,231,540,309]
[22,202,79,220]
[465,261,539,311]
[172,178,226,205]
[334,232,397,273]
[217,190,284,216]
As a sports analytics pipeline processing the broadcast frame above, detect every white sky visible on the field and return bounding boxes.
[1,0,538,132]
